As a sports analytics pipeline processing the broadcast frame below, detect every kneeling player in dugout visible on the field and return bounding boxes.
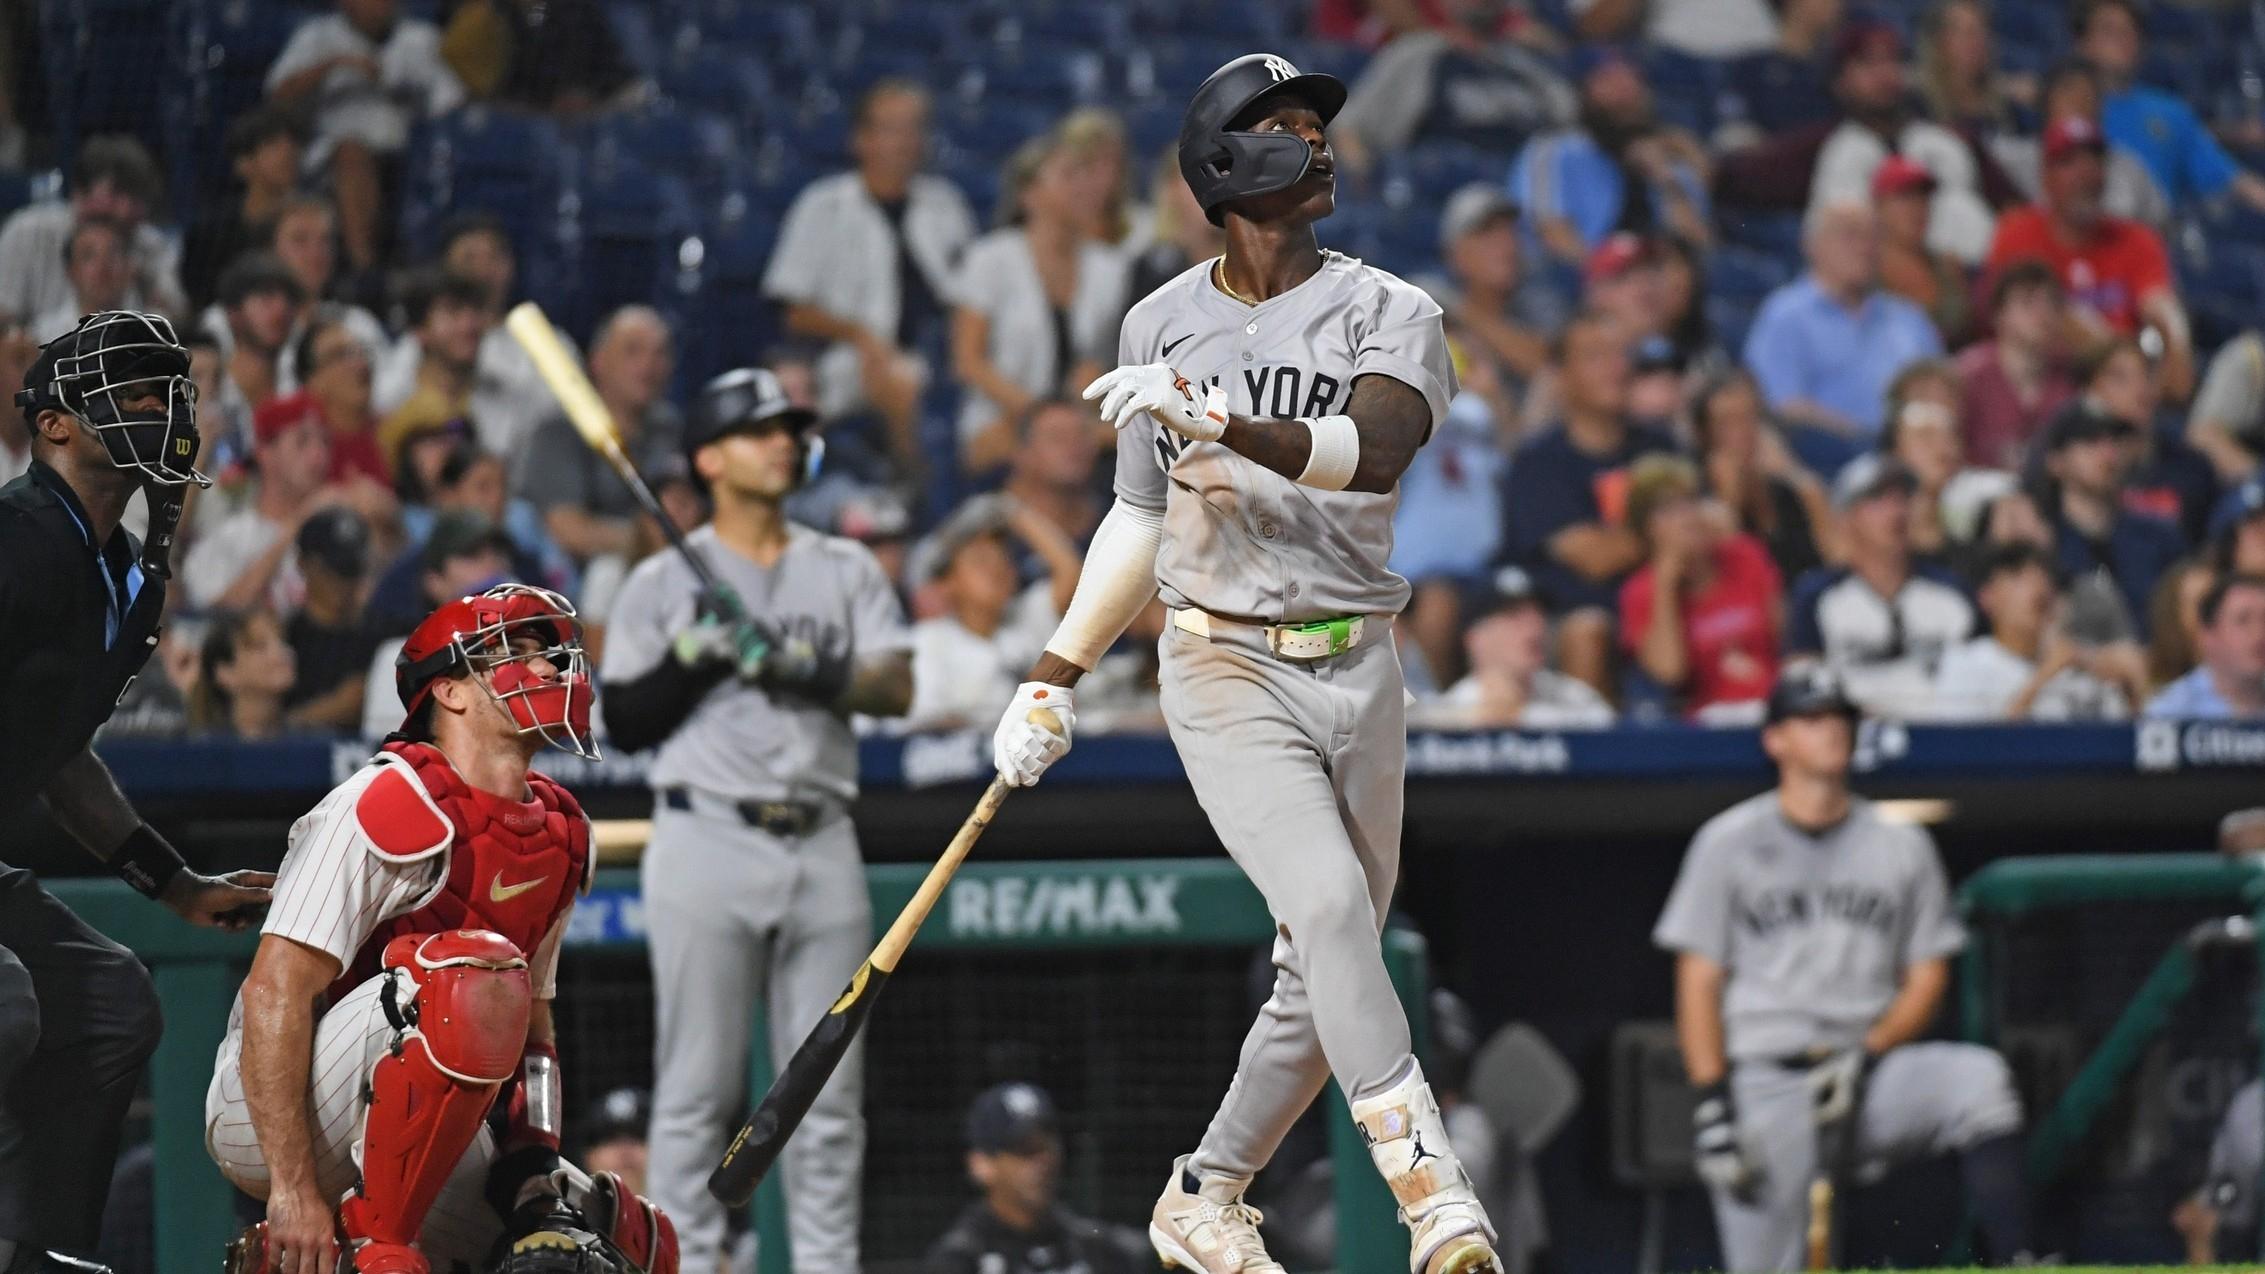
[205,584,677,1274]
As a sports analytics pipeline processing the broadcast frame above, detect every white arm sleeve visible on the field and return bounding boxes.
[1042,499,1164,670]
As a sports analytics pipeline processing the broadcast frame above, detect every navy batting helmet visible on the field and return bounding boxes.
[1765,662,1860,726]
[1178,53,1347,226]
[684,368,823,485]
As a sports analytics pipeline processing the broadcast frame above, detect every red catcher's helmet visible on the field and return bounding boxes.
[396,583,597,759]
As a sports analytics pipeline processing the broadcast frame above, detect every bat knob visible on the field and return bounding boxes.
[1025,706,1063,733]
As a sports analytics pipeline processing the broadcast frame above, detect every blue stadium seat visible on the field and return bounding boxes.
[583,105,743,198]
[1719,209,1803,259]
[49,0,172,197]
[674,191,783,389]
[604,1,661,76]
[562,158,699,341]
[1640,47,1723,141]
[1708,246,1795,302]
[657,47,774,137]
[398,107,576,259]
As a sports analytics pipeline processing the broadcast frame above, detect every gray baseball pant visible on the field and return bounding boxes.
[1711,1041,2022,1272]
[1159,616,1415,1184]
[641,800,871,1274]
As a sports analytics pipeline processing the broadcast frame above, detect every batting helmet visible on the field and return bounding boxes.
[396,582,598,759]
[1764,662,1860,726]
[15,310,207,487]
[1178,53,1347,226]
[684,368,823,486]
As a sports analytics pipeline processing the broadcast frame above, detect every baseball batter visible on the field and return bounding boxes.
[1654,664,2033,1271]
[988,53,1500,1274]
[599,368,913,1274]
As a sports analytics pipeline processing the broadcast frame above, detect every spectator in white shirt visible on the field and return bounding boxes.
[213,251,307,420]
[267,196,390,390]
[0,135,186,324]
[897,495,1079,732]
[265,0,465,278]
[372,220,564,455]
[1785,454,1978,718]
[764,80,976,463]
[183,393,348,614]
[1416,568,1617,730]
[952,133,1129,474]
[1932,543,2138,721]
[33,216,137,342]
[1571,0,1779,59]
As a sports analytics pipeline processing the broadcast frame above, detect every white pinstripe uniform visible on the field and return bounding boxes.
[203,758,571,1267]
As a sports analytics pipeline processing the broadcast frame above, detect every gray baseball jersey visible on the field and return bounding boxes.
[599,524,910,802]
[1652,794,1967,1062]
[1115,251,1457,622]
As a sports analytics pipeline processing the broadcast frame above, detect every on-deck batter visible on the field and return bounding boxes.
[599,368,913,1274]
[1655,664,2033,1271]
[986,52,1501,1274]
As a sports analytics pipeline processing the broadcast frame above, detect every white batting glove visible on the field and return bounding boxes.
[1083,364,1229,443]
[1807,1048,1870,1126]
[992,682,1076,787]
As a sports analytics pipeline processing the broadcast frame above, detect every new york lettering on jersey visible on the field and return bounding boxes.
[1113,251,1457,623]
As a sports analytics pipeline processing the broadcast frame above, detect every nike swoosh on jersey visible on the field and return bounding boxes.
[1160,333,1194,359]
[489,875,550,903]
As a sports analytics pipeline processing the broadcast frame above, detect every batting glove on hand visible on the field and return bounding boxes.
[760,631,852,704]
[1693,1080,1760,1196]
[1807,1048,1872,1127]
[993,682,1075,786]
[674,587,775,682]
[1083,363,1229,443]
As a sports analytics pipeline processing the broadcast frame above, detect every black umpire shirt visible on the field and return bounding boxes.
[0,462,166,817]
[922,1202,1143,1274]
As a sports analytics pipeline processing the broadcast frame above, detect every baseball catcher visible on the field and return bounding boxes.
[205,584,676,1274]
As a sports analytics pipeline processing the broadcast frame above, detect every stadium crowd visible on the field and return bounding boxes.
[10,0,2265,737]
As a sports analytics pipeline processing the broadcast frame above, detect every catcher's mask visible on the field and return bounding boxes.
[397,583,599,759]
[15,310,208,487]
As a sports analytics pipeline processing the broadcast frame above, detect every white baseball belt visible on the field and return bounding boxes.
[1170,607,1368,661]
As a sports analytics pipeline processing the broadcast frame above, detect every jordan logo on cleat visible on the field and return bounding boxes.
[1409,1131,1439,1168]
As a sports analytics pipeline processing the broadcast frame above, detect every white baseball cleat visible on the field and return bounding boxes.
[1148,1154,1286,1272]
[1350,1059,1506,1274]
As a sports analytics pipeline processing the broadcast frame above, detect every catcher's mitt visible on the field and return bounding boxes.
[487,1199,632,1274]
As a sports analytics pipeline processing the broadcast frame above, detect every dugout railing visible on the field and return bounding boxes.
[61,858,1431,1274]
[1958,853,2265,1262]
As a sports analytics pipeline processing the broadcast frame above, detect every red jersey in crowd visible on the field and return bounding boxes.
[1619,534,1784,717]
[1986,207,2170,337]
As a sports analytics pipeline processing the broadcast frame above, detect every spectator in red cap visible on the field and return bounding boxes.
[1874,156,1973,346]
[1955,259,2076,471]
[1985,115,2193,401]
[1992,59,2170,235]
[182,394,353,613]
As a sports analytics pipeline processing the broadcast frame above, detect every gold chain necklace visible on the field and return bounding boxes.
[1213,260,1258,307]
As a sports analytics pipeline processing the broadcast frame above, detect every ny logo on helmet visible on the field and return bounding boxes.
[1263,56,1297,82]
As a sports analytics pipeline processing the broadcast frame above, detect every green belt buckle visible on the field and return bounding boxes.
[1284,616,1356,655]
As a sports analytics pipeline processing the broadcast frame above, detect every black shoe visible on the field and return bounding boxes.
[4,1252,113,1274]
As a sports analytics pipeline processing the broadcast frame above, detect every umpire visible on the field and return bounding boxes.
[599,367,913,1274]
[1654,663,2031,1271]
[0,311,270,1273]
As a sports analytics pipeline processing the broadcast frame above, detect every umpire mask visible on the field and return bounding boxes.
[15,311,209,488]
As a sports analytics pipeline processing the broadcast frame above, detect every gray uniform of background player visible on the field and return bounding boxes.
[601,522,910,1273]
[1653,793,2023,1272]
[1114,250,1456,1179]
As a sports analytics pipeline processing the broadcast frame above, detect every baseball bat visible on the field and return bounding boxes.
[504,302,723,593]
[1805,1078,1861,1270]
[707,716,1054,1207]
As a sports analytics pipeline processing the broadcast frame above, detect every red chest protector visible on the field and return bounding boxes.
[328,741,591,1004]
